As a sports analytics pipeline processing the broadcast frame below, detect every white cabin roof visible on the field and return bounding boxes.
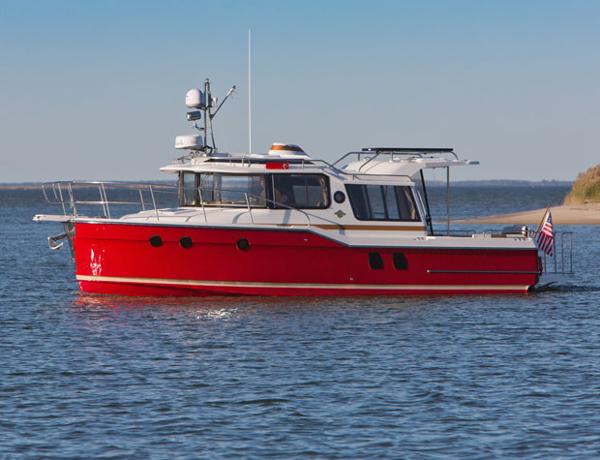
[159,148,479,182]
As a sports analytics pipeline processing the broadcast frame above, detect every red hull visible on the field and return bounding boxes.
[73,222,540,297]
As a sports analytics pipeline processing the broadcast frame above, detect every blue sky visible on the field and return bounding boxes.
[1,0,598,182]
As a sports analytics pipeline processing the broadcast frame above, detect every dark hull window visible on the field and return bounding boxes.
[346,184,420,222]
[369,252,384,270]
[393,253,408,270]
[272,174,330,209]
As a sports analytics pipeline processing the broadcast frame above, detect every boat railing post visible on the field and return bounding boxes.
[561,232,565,274]
[67,182,78,217]
[446,166,450,236]
[244,193,254,224]
[569,233,573,273]
[553,238,557,273]
[199,187,208,223]
[100,182,111,219]
[419,170,434,236]
[96,183,104,217]
[57,183,67,216]
[139,189,146,211]
[149,184,158,221]
[543,251,547,273]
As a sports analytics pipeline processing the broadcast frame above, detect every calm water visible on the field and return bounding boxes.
[2,185,600,459]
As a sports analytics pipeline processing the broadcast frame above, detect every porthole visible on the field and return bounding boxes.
[236,238,250,251]
[368,252,384,270]
[393,253,408,270]
[179,237,193,249]
[149,235,163,247]
[334,191,346,203]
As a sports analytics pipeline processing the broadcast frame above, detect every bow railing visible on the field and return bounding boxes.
[38,181,341,229]
[41,181,178,220]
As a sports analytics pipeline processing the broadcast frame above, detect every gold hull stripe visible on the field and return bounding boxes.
[275,223,425,231]
[76,275,529,292]
[312,224,425,231]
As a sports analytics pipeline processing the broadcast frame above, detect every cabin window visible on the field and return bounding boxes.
[272,174,330,209]
[345,184,420,221]
[199,174,267,207]
[180,173,267,207]
[180,172,198,206]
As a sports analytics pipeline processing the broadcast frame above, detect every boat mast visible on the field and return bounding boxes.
[182,79,236,154]
[204,79,211,151]
[248,28,252,154]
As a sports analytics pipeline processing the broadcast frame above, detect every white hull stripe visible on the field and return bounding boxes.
[76,275,530,292]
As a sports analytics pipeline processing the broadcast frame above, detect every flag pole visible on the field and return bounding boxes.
[535,206,550,235]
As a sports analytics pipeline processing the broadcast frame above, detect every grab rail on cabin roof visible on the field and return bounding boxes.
[169,153,417,182]
[233,154,352,178]
[332,149,459,170]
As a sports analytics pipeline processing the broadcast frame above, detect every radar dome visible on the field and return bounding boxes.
[185,89,205,108]
[175,134,204,150]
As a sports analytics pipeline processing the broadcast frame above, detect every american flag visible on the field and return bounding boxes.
[536,210,554,256]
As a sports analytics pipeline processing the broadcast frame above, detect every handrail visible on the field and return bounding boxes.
[530,230,574,275]
[332,150,459,168]
[40,181,178,219]
[195,185,330,229]
[40,180,343,230]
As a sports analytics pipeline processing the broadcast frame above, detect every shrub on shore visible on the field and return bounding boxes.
[564,164,600,204]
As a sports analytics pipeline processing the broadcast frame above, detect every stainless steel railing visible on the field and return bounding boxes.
[533,230,574,275]
[40,181,342,229]
[41,181,178,221]
[194,185,318,228]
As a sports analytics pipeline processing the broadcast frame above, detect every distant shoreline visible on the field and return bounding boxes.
[459,204,600,225]
[0,179,573,191]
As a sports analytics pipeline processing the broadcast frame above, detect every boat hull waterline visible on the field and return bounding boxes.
[73,222,540,296]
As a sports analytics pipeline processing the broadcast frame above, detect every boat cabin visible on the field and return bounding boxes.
[159,144,475,237]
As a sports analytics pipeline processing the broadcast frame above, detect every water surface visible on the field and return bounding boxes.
[2,185,600,459]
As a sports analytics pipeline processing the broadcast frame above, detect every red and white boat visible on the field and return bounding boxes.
[35,79,545,296]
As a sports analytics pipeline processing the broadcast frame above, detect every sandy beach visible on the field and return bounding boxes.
[459,203,600,225]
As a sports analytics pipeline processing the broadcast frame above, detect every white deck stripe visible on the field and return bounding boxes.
[76,275,529,292]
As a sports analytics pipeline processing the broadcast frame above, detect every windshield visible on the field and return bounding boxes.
[180,173,267,207]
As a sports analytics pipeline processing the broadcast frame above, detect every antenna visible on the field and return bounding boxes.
[248,28,252,154]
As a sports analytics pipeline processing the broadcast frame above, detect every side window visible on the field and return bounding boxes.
[196,173,267,207]
[396,187,419,221]
[346,185,369,219]
[272,174,330,209]
[366,185,386,219]
[345,184,420,221]
[199,173,214,203]
[383,186,400,219]
[180,172,198,206]
[219,175,266,206]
